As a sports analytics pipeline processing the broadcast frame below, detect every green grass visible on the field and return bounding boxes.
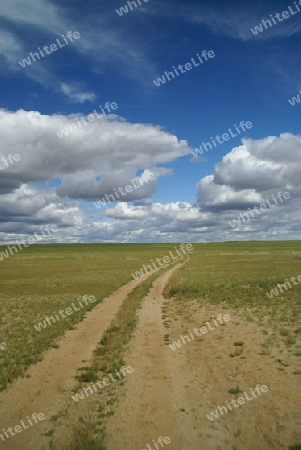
[228,386,243,395]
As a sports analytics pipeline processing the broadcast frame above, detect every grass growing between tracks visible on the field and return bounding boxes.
[62,267,171,450]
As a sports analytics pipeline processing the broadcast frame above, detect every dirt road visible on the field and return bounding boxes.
[106,261,201,449]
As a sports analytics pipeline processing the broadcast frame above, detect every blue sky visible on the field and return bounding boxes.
[0,0,300,242]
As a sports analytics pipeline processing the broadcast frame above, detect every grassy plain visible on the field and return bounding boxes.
[0,240,299,448]
[0,243,177,390]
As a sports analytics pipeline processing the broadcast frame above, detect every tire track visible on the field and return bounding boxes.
[105,259,200,450]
